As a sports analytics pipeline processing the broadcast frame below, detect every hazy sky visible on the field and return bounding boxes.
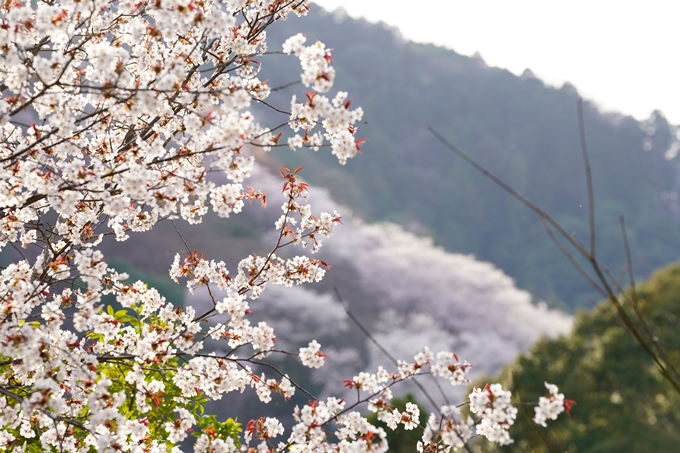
[313,0,680,125]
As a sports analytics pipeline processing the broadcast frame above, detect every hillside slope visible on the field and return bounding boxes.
[258,5,680,309]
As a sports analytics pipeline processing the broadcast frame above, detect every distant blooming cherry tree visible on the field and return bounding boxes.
[0,0,568,452]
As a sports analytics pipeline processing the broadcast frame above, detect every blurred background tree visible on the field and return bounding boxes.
[488,262,680,452]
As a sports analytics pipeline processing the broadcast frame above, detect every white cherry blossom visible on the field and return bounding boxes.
[0,0,571,450]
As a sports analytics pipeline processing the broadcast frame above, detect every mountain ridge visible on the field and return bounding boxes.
[256,4,680,309]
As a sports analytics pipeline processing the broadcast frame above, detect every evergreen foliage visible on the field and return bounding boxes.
[492,262,680,452]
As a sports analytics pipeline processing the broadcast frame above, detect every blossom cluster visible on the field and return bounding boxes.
[379,402,421,431]
[299,339,326,368]
[0,0,364,251]
[420,405,475,452]
[282,33,366,164]
[287,398,389,453]
[0,0,364,450]
[0,0,571,451]
[533,382,571,427]
[468,384,518,445]
[418,380,546,452]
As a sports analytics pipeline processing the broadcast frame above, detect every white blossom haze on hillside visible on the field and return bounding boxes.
[190,165,572,401]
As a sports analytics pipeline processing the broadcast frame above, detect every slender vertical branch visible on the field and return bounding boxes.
[429,125,680,396]
[540,217,607,297]
[577,98,596,259]
[619,215,638,303]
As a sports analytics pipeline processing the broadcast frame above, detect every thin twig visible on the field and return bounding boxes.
[332,286,442,413]
[429,123,680,395]
[270,80,301,92]
[171,219,192,254]
[427,126,592,263]
[540,218,606,297]
[577,98,596,261]
[619,215,637,303]
[333,287,398,365]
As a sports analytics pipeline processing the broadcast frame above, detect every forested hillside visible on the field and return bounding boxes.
[257,5,680,309]
[492,262,680,452]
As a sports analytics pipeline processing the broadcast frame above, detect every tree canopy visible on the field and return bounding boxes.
[493,262,680,452]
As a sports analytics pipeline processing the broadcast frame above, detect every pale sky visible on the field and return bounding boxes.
[313,0,680,125]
